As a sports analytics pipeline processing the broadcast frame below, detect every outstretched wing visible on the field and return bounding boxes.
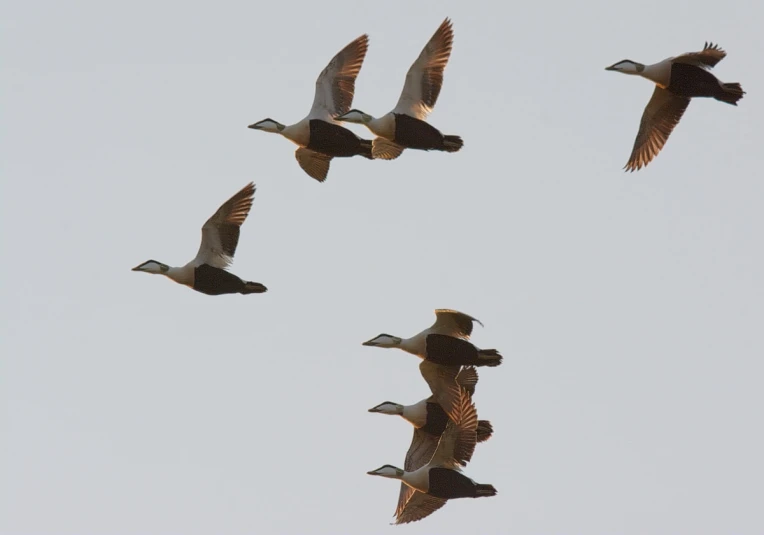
[625,86,690,172]
[295,148,332,182]
[309,34,369,119]
[673,42,727,69]
[428,390,478,469]
[431,309,483,338]
[193,182,255,268]
[394,492,447,525]
[393,18,454,120]
[395,428,439,520]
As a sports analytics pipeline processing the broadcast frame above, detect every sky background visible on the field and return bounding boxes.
[2,0,763,533]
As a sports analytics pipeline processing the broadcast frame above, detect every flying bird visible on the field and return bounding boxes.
[249,35,373,182]
[334,18,462,160]
[606,42,745,171]
[132,182,267,296]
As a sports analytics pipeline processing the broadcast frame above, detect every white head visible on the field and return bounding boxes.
[362,334,403,348]
[605,60,645,75]
[132,260,169,275]
[367,465,405,479]
[334,109,374,125]
[248,118,286,133]
[368,401,404,415]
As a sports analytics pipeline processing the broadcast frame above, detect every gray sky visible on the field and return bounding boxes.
[2,0,763,533]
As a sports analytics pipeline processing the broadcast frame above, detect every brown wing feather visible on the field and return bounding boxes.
[452,391,479,465]
[433,309,483,338]
[295,148,332,182]
[455,366,479,397]
[625,87,690,172]
[196,182,255,267]
[419,361,461,421]
[418,18,454,110]
[312,34,369,117]
[395,493,448,525]
[395,429,438,519]
[674,42,727,69]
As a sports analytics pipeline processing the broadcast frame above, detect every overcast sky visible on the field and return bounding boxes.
[2,0,763,534]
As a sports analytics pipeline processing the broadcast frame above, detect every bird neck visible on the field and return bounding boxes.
[641,59,672,87]
[367,114,395,138]
[401,399,428,428]
[281,119,310,146]
[166,265,194,286]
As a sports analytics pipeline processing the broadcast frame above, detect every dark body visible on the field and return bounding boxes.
[668,63,743,104]
[193,264,267,296]
[425,334,502,367]
[307,120,373,158]
[427,468,496,499]
[394,113,463,152]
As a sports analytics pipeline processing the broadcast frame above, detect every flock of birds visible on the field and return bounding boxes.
[364,310,501,524]
[129,16,746,526]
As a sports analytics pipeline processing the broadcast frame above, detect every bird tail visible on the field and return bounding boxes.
[476,348,503,367]
[475,484,497,497]
[717,83,745,105]
[442,135,464,152]
[476,420,493,442]
[359,138,374,159]
[242,281,268,294]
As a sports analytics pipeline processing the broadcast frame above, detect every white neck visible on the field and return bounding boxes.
[166,265,194,286]
[402,465,430,492]
[641,58,672,87]
[366,113,395,138]
[280,118,310,146]
[401,399,428,428]
[398,332,427,358]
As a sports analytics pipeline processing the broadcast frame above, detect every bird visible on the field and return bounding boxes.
[367,389,497,524]
[362,309,502,420]
[606,42,745,172]
[248,34,374,182]
[362,308,484,355]
[334,18,462,160]
[368,367,493,525]
[132,182,267,296]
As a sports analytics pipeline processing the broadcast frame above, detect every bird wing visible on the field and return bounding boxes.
[431,309,483,338]
[428,389,478,469]
[394,492,448,525]
[295,148,332,182]
[395,428,438,520]
[392,18,454,120]
[455,366,479,397]
[193,182,255,268]
[673,42,727,69]
[419,360,461,422]
[625,86,690,172]
[308,34,369,120]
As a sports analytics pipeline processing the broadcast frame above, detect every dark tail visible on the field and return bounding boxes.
[241,281,268,294]
[474,484,497,497]
[358,138,374,159]
[717,83,745,105]
[442,135,463,152]
[476,420,493,442]
[477,348,503,367]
